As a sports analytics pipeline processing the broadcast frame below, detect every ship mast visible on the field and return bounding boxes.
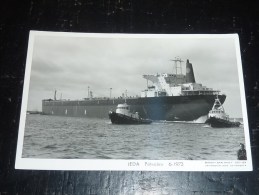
[54,89,57,100]
[110,88,112,99]
[125,89,127,103]
[170,57,183,75]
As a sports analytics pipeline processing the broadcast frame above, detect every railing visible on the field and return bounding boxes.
[181,90,220,96]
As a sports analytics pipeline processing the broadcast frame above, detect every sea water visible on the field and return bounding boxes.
[22,114,245,160]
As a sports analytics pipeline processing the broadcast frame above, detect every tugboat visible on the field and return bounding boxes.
[109,103,152,124]
[205,97,241,128]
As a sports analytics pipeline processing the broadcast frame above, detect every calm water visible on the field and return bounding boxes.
[22,114,245,160]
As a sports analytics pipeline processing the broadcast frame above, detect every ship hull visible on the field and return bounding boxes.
[42,94,226,121]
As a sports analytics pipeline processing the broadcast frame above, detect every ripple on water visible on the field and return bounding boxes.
[22,115,246,160]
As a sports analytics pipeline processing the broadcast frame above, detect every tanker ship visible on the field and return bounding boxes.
[42,58,226,121]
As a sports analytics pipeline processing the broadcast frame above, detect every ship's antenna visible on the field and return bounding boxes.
[170,57,183,75]
[88,86,90,99]
[125,89,127,103]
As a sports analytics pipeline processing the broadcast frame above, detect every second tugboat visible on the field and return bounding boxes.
[205,97,241,128]
[109,103,152,124]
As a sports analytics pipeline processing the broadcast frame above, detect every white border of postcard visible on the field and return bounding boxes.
[15,31,253,171]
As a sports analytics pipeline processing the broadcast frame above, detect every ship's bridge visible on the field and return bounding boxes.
[143,74,159,83]
[142,73,189,97]
[141,59,221,98]
[143,73,186,85]
[164,74,186,85]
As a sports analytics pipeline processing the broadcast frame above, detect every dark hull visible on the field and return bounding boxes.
[42,94,226,121]
[205,117,241,128]
[109,111,152,124]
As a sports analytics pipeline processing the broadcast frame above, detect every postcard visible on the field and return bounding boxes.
[15,31,252,171]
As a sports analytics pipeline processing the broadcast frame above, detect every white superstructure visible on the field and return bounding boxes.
[208,97,229,121]
[116,103,140,119]
[141,58,219,97]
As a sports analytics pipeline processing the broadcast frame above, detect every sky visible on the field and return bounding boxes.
[25,32,245,118]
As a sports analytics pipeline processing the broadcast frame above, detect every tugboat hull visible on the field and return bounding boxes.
[205,117,241,128]
[109,111,152,124]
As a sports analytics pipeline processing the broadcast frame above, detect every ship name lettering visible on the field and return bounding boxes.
[145,162,163,167]
[128,161,139,166]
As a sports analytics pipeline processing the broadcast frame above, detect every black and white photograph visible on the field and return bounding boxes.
[15,31,252,171]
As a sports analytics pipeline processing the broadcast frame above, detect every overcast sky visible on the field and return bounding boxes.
[25,32,245,118]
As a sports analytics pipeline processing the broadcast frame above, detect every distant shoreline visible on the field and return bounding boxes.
[27,111,42,115]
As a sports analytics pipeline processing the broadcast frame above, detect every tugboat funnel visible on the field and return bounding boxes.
[186,59,196,83]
